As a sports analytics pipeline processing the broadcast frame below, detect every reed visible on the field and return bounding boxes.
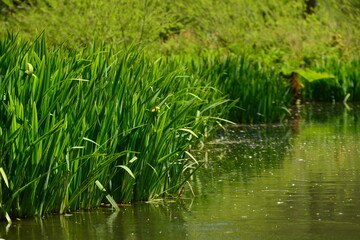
[301,58,360,102]
[0,34,231,220]
[184,54,292,123]
[1,32,358,221]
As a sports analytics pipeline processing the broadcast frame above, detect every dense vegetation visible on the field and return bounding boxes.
[0,0,359,61]
[0,34,237,220]
[0,0,359,221]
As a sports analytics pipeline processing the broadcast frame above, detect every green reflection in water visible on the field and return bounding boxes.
[0,202,193,240]
[187,103,360,239]
[1,103,360,240]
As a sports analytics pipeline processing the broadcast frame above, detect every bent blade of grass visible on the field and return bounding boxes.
[200,99,231,114]
[116,165,135,179]
[177,128,199,138]
[0,167,9,188]
[83,137,101,147]
[184,151,199,165]
[185,92,202,100]
[206,116,236,125]
[0,203,12,223]
[146,163,158,176]
[129,156,138,163]
[70,78,90,82]
[95,180,120,211]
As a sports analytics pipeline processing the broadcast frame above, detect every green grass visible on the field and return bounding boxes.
[184,54,292,123]
[2,0,360,110]
[0,27,359,221]
[0,34,232,220]
[301,58,360,102]
[1,0,359,65]
[2,0,359,111]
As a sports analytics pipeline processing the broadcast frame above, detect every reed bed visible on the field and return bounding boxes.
[1,33,359,221]
[185,54,292,123]
[301,58,360,102]
[0,34,232,220]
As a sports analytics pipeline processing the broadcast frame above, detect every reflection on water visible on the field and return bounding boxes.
[1,103,360,240]
[0,203,192,240]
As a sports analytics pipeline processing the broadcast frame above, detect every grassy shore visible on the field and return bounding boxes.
[1,32,358,221]
[0,0,359,221]
[1,0,359,63]
[0,34,235,220]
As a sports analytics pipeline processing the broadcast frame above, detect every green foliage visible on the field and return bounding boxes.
[281,68,335,82]
[184,54,292,123]
[0,34,232,220]
[0,0,359,64]
[301,58,360,101]
[1,0,359,106]
[0,25,359,221]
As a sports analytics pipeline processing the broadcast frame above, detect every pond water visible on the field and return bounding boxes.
[1,103,360,240]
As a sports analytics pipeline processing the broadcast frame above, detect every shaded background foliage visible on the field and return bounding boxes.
[0,0,359,65]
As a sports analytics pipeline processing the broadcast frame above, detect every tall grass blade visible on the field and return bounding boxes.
[95,180,120,211]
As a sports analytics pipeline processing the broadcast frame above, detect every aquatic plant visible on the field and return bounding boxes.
[0,31,359,222]
[302,58,360,102]
[185,54,292,123]
[0,34,231,221]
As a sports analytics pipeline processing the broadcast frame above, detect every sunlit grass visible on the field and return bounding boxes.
[0,31,359,222]
[184,54,292,123]
[0,34,232,220]
[302,58,360,102]
[1,0,359,64]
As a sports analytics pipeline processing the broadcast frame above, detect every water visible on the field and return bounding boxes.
[1,103,360,240]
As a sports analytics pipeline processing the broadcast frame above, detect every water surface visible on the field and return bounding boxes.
[1,103,360,240]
